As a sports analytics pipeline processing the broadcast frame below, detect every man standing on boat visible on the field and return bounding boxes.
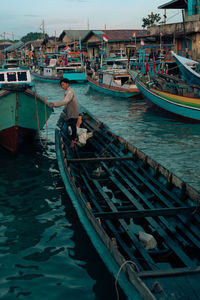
[50,78,79,148]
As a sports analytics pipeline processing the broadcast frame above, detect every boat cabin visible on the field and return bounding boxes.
[0,69,32,85]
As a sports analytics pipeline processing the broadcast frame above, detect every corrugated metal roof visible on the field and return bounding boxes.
[3,41,24,52]
[158,0,187,9]
[61,30,90,41]
[103,29,148,41]
[93,30,105,35]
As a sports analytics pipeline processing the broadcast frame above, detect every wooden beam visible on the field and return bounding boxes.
[138,266,200,278]
[94,206,197,220]
[67,156,133,163]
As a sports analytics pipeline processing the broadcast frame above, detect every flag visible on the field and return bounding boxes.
[103,34,109,42]
[64,45,70,52]
[132,31,136,38]
[140,39,145,46]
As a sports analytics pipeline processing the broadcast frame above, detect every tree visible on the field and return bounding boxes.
[142,12,161,28]
[21,32,49,43]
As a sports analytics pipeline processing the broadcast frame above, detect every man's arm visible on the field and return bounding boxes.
[50,90,74,108]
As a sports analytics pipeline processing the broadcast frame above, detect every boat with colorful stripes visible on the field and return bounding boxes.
[129,70,200,121]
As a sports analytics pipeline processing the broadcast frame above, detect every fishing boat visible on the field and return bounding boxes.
[31,56,87,83]
[0,63,53,153]
[171,51,200,85]
[129,69,200,122]
[55,110,200,299]
[87,65,140,98]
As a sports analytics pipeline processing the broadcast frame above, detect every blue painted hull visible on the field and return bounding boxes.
[172,52,200,85]
[130,70,200,121]
[87,75,139,98]
[31,71,87,83]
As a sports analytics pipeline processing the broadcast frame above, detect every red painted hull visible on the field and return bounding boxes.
[0,126,35,154]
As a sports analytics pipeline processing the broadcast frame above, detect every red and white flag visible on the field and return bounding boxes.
[140,39,145,46]
[64,45,70,52]
[132,31,136,38]
[103,34,109,42]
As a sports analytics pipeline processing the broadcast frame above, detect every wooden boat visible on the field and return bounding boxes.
[31,58,87,83]
[87,68,140,98]
[0,64,53,153]
[55,110,200,299]
[129,70,200,122]
[171,51,200,85]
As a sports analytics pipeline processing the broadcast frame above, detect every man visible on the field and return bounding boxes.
[50,78,79,147]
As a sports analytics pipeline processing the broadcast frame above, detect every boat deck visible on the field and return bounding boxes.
[56,112,200,299]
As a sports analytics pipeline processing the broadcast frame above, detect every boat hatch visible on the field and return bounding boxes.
[114,75,131,85]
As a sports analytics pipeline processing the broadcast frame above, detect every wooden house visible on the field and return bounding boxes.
[81,29,148,59]
[58,30,90,52]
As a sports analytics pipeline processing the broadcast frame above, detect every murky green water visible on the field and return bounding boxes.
[0,80,200,299]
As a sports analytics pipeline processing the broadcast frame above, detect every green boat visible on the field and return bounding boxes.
[0,63,53,153]
[55,110,200,299]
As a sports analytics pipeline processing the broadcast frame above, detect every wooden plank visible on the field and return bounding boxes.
[100,163,196,268]
[94,206,197,220]
[67,156,133,163]
[92,178,158,270]
[138,266,200,279]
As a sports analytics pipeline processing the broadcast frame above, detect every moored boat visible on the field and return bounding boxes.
[171,51,200,85]
[55,110,200,299]
[0,65,53,153]
[129,69,200,122]
[87,68,140,98]
[31,57,87,83]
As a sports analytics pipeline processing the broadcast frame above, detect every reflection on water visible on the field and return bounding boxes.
[0,80,200,299]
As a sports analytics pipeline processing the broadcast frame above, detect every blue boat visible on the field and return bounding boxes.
[129,69,200,122]
[87,63,140,98]
[55,110,200,299]
[171,51,200,85]
[31,58,87,83]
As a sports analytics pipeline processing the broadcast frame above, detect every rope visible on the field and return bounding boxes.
[115,260,139,300]
[33,86,49,148]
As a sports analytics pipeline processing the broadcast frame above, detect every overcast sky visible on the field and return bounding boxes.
[0,0,182,39]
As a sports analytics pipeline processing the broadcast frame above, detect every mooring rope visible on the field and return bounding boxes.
[115,260,139,300]
[33,86,49,148]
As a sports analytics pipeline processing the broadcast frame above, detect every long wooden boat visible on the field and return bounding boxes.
[0,65,53,153]
[129,70,200,122]
[55,110,200,299]
[87,69,140,98]
[171,51,200,85]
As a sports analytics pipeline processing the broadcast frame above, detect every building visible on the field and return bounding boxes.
[150,0,200,60]
[81,29,148,59]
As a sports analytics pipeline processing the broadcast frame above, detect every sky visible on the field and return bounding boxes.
[0,0,183,40]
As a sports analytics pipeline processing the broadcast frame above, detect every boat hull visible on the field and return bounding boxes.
[87,75,140,98]
[129,70,200,121]
[31,71,87,83]
[172,51,200,85]
[0,89,53,153]
[55,111,200,299]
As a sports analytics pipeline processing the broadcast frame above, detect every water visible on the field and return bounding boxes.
[0,81,200,300]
